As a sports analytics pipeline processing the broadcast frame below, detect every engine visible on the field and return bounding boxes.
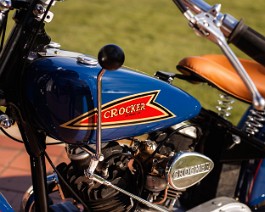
[55,123,213,211]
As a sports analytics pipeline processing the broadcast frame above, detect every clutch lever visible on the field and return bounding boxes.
[174,1,265,111]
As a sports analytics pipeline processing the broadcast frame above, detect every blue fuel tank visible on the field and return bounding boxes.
[25,51,201,144]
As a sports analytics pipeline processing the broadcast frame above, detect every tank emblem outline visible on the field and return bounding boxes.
[60,90,176,130]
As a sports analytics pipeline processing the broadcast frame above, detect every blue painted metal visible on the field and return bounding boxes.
[238,106,265,206]
[249,159,265,206]
[0,193,14,212]
[25,55,201,144]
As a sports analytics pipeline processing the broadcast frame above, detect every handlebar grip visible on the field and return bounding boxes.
[228,20,265,66]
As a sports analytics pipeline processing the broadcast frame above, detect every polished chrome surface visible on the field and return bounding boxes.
[187,196,251,212]
[182,0,239,37]
[166,152,214,190]
[77,56,98,66]
[44,48,88,57]
[245,109,265,135]
[66,145,90,161]
[95,68,105,161]
[33,1,54,23]
[0,0,11,11]
[33,4,45,16]
[47,42,61,48]
[216,93,235,119]
[228,134,241,150]
[84,68,106,176]
[44,47,98,67]
[0,114,13,128]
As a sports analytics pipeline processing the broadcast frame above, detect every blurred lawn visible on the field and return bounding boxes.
[43,0,265,124]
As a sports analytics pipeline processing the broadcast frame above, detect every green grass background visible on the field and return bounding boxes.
[43,0,265,124]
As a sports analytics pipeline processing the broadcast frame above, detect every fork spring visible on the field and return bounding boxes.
[216,93,235,119]
[245,109,265,136]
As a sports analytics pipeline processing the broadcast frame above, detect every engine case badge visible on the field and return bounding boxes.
[166,152,214,190]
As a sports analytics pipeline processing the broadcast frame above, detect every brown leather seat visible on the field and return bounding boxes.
[177,54,265,103]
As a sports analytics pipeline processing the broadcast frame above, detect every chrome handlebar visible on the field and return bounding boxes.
[180,0,239,37]
[173,0,239,37]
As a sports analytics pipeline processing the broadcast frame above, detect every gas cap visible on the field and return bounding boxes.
[77,56,98,66]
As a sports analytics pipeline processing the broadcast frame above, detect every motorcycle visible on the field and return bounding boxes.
[0,0,263,211]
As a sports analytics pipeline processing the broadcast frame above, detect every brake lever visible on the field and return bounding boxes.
[180,2,265,111]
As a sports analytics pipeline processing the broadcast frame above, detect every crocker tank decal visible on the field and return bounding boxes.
[61,90,176,130]
[26,56,200,143]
